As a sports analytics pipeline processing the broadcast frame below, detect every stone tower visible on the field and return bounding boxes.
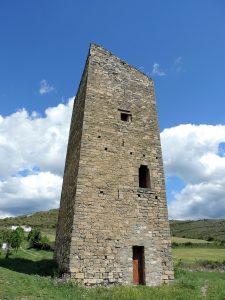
[54,44,174,286]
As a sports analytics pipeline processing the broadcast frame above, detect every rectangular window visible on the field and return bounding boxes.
[121,112,132,122]
[139,165,150,188]
[133,246,145,285]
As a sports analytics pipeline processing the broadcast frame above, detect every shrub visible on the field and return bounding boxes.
[220,240,225,247]
[28,229,41,248]
[172,242,179,248]
[28,229,53,251]
[184,242,193,247]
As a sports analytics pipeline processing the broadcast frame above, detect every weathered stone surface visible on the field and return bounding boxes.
[54,43,174,286]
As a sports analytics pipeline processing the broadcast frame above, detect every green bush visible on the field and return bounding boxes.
[171,242,179,248]
[28,229,41,247]
[28,229,53,251]
[184,242,193,247]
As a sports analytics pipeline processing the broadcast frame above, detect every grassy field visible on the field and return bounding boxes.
[172,236,211,244]
[41,229,56,242]
[173,248,225,263]
[1,211,225,299]
[1,242,225,299]
[1,268,225,300]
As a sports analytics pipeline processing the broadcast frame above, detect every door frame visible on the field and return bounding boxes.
[132,245,145,285]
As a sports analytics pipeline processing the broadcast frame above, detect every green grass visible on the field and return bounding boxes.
[1,210,225,298]
[172,236,211,244]
[0,264,225,299]
[1,245,225,299]
[173,247,225,263]
[41,229,56,242]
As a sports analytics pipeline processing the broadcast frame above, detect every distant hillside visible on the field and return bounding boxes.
[0,209,58,230]
[1,209,225,242]
[170,219,225,242]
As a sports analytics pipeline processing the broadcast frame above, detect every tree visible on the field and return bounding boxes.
[15,227,25,241]
[27,229,41,248]
[10,230,22,252]
[0,229,11,247]
[0,230,3,248]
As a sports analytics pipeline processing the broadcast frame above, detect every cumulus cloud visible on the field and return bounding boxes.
[151,63,166,76]
[0,98,73,218]
[1,100,225,221]
[39,79,55,95]
[0,172,62,216]
[161,124,225,220]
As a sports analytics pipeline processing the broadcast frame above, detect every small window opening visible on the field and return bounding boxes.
[122,139,124,146]
[139,165,150,188]
[130,152,133,155]
[100,190,104,195]
[105,147,108,151]
[155,196,158,199]
[98,135,101,138]
[121,112,132,122]
[156,156,158,159]
[143,154,145,157]
[138,194,140,197]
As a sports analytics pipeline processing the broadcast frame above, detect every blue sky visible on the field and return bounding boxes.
[0,1,225,219]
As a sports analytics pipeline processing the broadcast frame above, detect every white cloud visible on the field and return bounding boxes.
[0,172,62,216]
[1,101,225,221]
[161,124,225,220]
[39,79,55,95]
[174,56,183,72]
[0,98,73,218]
[151,63,166,76]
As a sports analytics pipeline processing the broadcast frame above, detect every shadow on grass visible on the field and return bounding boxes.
[0,257,58,277]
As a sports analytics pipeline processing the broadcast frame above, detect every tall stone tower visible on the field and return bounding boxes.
[54,44,173,286]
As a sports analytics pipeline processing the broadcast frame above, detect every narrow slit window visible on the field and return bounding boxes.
[121,112,132,122]
[139,165,150,188]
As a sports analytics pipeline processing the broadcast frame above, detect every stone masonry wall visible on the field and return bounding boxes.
[54,58,89,272]
[54,44,174,286]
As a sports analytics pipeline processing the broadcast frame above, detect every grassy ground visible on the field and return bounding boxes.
[172,236,211,244]
[1,262,225,299]
[1,243,225,299]
[41,229,56,242]
[172,248,225,263]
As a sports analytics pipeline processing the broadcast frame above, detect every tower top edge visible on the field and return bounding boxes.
[89,43,153,81]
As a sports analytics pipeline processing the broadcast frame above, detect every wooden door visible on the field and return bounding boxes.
[133,246,145,285]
